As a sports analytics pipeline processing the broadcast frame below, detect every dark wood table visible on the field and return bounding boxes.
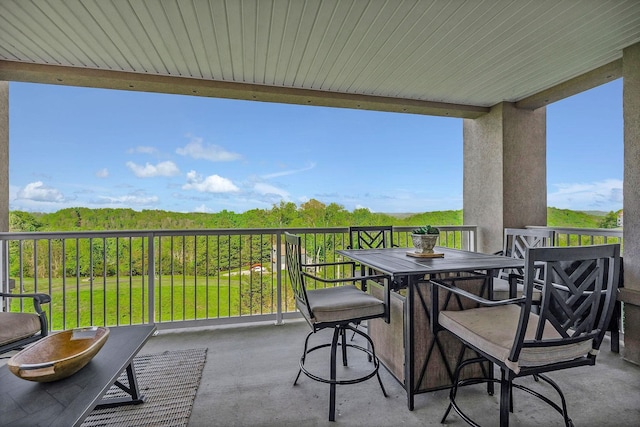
[337,246,525,410]
[0,323,156,427]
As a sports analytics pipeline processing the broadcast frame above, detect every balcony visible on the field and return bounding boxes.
[1,226,636,425]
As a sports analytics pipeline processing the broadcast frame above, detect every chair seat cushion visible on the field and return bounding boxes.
[439,304,593,374]
[492,277,542,301]
[0,312,41,346]
[306,285,384,324]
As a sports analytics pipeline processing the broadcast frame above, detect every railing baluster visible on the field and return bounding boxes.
[4,225,588,331]
[148,233,155,325]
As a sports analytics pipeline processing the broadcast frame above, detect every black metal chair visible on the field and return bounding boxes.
[348,226,395,251]
[0,291,51,354]
[491,228,555,300]
[431,244,621,427]
[347,226,396,338]
[492,228,621,353]
[284,232,390,421]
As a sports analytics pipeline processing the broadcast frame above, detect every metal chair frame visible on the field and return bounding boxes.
[347,225,395,252]
[431,244,621,427]
[494,228,555,299]
[347,226,396,339]
[285,232,390,421]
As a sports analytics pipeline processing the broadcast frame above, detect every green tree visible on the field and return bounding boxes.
[9,211,42,231]
[268,201,298,227]
[240,271,274,315]
[598,211,620,229]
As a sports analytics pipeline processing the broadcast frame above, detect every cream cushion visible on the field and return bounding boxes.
[0,312,41,346]
[492,277,542,301]
[439,304,593,374]
[302,285,384,324]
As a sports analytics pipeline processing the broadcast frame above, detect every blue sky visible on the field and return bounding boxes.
[8,79,623,214]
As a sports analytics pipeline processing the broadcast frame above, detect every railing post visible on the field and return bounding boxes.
[275,232,283,325]
[148,233,155,325]
[1,239,6,311]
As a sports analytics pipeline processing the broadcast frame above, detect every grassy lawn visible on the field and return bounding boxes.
[10,274,291,331]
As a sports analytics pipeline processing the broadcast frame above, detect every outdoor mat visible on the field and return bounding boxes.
[82,348,208,427]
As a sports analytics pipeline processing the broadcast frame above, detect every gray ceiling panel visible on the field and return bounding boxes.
[0,0,638,112]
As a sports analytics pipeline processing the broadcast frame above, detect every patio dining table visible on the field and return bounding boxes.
[337,246,526,410]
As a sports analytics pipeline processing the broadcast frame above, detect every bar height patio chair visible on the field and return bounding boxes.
[430,244,621,427]
[491,228,555,301]
[347,225,396,339]
[284,232,390,421]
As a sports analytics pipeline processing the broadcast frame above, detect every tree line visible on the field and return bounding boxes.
[6,201,618,279]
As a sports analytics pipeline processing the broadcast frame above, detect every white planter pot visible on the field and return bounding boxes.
[411,234,439,254]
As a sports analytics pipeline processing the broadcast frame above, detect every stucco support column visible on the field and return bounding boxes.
[463,102,547,254]
[0,82,7,233]
[620,42,640,365]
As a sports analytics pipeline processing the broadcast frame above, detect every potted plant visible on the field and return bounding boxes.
[411,225,440,254]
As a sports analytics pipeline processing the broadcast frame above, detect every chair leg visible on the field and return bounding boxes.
[341,326,348,367]
[294,330,314,385]
[296,324,387,421]
[610,301,621,353]
[499,370,511,427]
[442,356,486,426]
[350,321,360,341]
[534,374,574,427]
[329,327,340,422]
[351,324,387,397]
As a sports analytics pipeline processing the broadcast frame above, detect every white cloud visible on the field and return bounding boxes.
[17,181,65,202]
[126,161,180,178]
[194,204,212,213]
[548,179,623,210]
[128,146,158,155]
[261,162,316,179]
[176,136,241,162]
[96,168,109,178]
[182,170,239,193]
[253,182,289,199]
[98,193,159,205]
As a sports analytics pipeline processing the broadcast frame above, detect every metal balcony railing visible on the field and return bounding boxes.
[526,225,623,249]
[0,226,475,331]
[0,225,622,332]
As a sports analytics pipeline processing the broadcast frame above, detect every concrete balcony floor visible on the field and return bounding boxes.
[142,319,640,427]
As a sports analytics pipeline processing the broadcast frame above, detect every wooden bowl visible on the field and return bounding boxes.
[8,326,110,382]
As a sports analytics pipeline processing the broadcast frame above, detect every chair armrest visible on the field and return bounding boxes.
[303,260,357,273]
[431,278,524,306]
[1,291,51,314]
[302,271,388,285]
[429,278,524,334]
[303,260,358,278]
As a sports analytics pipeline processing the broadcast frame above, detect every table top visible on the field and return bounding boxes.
[0,323,156,427]
[337,246,525,279]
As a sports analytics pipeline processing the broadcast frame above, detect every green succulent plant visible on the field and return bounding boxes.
[412,225,440,235]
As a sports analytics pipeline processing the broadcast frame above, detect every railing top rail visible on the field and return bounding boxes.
[394,225,477,232]
[526,225,623,238]
[0,225,478,241]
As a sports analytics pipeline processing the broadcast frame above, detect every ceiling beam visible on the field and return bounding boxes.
[516,59,622,110]
[0,61,489,119]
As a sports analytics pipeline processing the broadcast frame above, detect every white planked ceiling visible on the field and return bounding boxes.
[0,0,639,113]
